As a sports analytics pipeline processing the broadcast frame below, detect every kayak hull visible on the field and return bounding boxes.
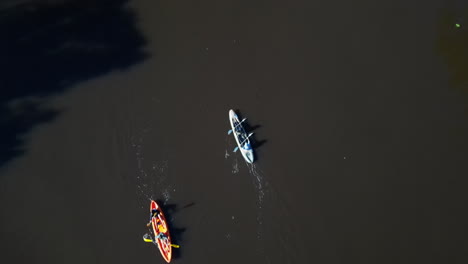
[229,109,254,163]
[150,200,172,263]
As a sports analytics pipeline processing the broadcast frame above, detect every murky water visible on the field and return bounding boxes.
[2,0,468,263]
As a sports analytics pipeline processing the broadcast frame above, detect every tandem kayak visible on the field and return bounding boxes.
[228,109,254,163]
[149,200,172,263]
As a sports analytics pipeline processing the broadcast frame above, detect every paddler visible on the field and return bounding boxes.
[144,218,167,244]
[155,216,168,239]
[147,207,160,226]
[146,209,168,238]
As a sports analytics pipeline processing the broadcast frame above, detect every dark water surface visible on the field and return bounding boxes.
[2,0,468,263]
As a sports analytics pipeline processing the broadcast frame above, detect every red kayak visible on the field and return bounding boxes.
[149,200,172,263]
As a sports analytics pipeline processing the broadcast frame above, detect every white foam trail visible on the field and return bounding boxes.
[245,162,268,244]
[162,188,170,203]
[247,163,265,204]
[246,162,271,264]
[226,131,269,246]
[232,158,239,174]
[131,131,170,207]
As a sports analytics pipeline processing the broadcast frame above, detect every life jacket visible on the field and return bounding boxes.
[156,218,168,233]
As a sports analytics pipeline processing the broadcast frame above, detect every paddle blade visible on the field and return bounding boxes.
[171,244,180,248]
[233,147,239,152]
[143,234,153,243]
[228,129,233,135]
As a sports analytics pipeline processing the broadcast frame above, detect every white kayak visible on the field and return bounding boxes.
[228,109,254,163]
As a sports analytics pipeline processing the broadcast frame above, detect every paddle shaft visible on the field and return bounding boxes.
[238,132,254,146]
[143,234,180,248]
[228,118,247,134]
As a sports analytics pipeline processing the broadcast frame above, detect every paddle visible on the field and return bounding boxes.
[228,118,247,135]
[143,234,181,248]
[233,132,254,152]
[143,234,153,243]
[146,211,160,226]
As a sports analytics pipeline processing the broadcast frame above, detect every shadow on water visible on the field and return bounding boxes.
[0,0,148,168]
[233,109,267,161]
[156,200,193,259]
[437,7,468,95]
[248,124,262,131]
[160,201,196,214]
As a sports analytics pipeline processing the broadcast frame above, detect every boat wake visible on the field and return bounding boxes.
[232,158,239,174]
[131,132,173,207]
[227,128,268,240]
[226,131,267,242]
[247,163,265,205]
[225,135,240,174]
[246,162,269,243]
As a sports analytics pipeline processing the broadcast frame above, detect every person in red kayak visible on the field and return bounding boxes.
[146,208,168,240]
[147,207,160,226]
[143,204,179,249]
